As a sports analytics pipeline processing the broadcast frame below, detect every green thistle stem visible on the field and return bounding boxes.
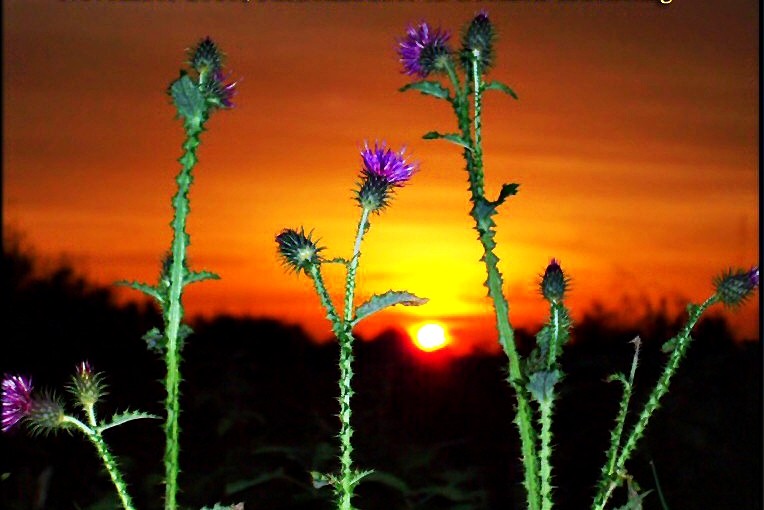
[307,207,370,510]
[62,416,136,510]
[539,303,564,510]
[592,295,718,510]
[457,49,540,510]
[163,117,205,510]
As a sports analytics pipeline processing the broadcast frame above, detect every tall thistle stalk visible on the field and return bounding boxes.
[120,37,236,510]
[277,141,426,510]
[398,13,542,509]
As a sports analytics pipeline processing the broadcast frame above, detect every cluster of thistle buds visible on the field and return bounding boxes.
[277,140,417,272]
[2,361,104,435]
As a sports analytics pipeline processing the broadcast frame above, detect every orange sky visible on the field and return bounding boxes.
[3,0,759,352]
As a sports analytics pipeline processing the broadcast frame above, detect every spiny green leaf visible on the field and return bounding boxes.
[350,469,375,487]
[170,72,206,124]
[310,471,336,489]
[97,410,159,433]
[527,369,560,403]
[483,80,519,99]
[422,131,472,150]
[115,280,164,304]
[399,80,451,100]
[495,183,520,206]
[354,290,428,323]
[184,269,221,286]
[142,327,165,353]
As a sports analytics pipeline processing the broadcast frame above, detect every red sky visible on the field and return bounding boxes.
[3,0,759,352]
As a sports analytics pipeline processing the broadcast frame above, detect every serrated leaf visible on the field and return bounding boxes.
[399,80,451,100]
[422,131,472,150]
[354,290,428,323]
[483,80,519,99]
[97,410,159,433]
[527,369,560,403]
[495,183,520,206]
[142,327,166,353]
[310,471,336,489]
[350,469,374,487]
[115,280,164,304]
[170,72,206,123]
[184,269,221,286]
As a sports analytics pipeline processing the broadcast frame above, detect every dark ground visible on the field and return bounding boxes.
[1,243,761,510]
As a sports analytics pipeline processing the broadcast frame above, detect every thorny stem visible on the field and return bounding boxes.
[163,117,204,510]
[539,303,564,510]
[592,296,719,510]
[62,416,136,510]
[457,49,541,510]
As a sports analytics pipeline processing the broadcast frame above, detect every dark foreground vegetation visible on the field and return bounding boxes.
[1,243,761,510]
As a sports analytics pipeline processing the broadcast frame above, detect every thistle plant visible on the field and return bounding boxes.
[2,363,157,510]
[119,36,235,510]
[276,141,427,510]
[396,12,759,510]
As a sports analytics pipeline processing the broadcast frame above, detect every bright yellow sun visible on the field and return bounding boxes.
[412,322,449,352]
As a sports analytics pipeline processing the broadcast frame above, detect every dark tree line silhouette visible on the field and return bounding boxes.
[2,240,761,509]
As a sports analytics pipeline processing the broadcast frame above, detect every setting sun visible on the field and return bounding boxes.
[412,323,449,352]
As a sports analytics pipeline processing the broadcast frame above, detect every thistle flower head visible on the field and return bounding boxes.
[190,36,224,80]
[398,22,453,78]
[713,266,759,307]
[2,375,33,432]
[276,228,323,274]
[356,141,418,212]
[27,392,67,436]
[461,10,496,74]
[69,361,105,409]
[2,376,66,435]
[201,69,237,109]
[540,258,569,303]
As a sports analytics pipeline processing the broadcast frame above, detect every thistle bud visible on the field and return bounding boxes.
[28,392,67,436]
[461,11,496,73]
[189,37,223,80]
[540,258,569,303]
[276,228,323,274]
[69,361,105,409]
[713,266,759,307]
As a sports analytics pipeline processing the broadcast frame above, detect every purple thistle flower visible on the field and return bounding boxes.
[2,375,34,432]
[357,141,418,212]
[398,22,452,78]
[360,141,417,186]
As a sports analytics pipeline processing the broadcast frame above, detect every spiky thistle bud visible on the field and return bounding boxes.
[276,228,323,274]
[27,392,67,436]
[356,141,418,213]
[540,258,569,303]
[461,11,496,74]
[190,37,224,81]
[713,266,759,307]
[69,361,105,409]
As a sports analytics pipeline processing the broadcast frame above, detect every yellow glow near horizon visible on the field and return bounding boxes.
[412,322,449,352]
